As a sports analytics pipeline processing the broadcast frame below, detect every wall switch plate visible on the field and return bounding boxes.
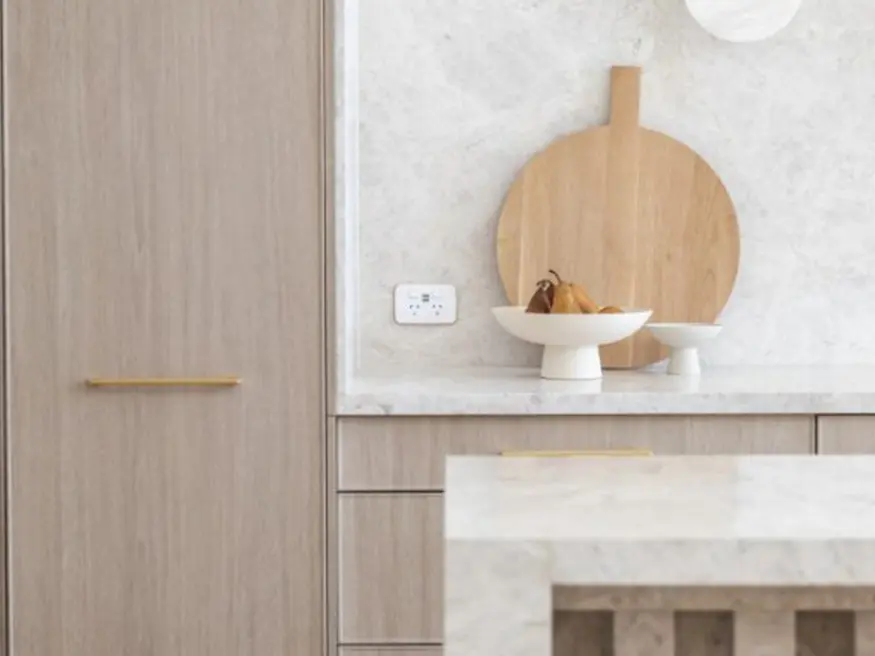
[394,284,457,325]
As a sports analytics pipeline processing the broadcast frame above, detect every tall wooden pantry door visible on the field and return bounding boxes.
[5,0,325,654]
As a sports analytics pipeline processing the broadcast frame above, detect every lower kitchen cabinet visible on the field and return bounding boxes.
[818,417,875,453]
[338,416,814,491]
[339,495,443,643]
[335,415,814,647]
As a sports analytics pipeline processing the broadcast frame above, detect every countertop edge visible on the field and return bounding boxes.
[336,393,875,416]
[335,366,875,416]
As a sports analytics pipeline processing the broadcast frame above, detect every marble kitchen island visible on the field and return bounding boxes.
[445,455,875,655]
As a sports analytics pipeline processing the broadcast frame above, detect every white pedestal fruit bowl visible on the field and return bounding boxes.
[492,307,653,380]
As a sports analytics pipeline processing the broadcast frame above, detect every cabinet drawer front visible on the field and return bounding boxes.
[339,495,444,644]
[338,416,813,491]
[817,417,875,454]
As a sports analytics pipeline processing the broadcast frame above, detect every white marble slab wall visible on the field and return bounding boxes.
[339,0,875,377]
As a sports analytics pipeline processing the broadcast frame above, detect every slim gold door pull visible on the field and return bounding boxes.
[86,376,242,388]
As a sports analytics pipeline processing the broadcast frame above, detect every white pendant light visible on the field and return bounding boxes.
[685,0,802,42]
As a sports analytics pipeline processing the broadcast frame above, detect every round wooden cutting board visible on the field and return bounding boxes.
[497,67,740,369]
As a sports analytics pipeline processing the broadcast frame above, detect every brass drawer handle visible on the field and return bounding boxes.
[86,377,242,388]
[499,449,653,457]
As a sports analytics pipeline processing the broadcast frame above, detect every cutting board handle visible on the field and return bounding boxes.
[609,66,641,130]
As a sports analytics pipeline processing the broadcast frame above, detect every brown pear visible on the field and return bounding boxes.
[570,283,599,314]
[546,270,598,314]
[550,282,582,314]
[598,305,624,314]
[548,270,584,314]
[525,279,554,314]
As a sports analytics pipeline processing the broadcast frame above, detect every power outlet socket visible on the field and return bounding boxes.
[394,284,457,325]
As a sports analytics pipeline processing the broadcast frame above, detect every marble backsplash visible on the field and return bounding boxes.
[337,0,875,377]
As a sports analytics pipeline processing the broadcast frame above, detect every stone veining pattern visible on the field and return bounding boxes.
[445,455,875,655]
[346,0,875,375]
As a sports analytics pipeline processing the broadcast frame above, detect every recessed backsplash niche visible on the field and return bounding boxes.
[336,0,875,377]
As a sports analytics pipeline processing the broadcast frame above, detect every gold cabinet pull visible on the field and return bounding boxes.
[86,377,242,388]
[500,449,653,458]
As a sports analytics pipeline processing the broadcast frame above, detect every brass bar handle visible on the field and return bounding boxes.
[500,449,653,458]
[86,376,242,388]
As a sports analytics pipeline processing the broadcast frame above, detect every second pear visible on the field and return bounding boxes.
[551,282,581,314]
[571,283,599,314]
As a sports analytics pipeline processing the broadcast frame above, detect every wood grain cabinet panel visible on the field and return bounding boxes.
[339,495,443,644]
[336,417,813,646]
[6,0,325,653]
[818,417,875,453]
[338,416,814,491]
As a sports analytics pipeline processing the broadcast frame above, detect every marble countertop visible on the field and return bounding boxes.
[338,365,875,415]
[445,455,875,585]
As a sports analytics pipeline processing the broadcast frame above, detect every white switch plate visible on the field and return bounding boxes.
[394,284,457,325]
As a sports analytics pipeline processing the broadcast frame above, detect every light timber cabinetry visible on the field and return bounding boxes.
[339,495,444,643]
[335,416,814,649]
[4,0,326,653]
[818,417,875,454]
[338,416,813,491]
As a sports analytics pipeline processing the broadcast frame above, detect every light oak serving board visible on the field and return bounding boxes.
[497,66,740,369]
